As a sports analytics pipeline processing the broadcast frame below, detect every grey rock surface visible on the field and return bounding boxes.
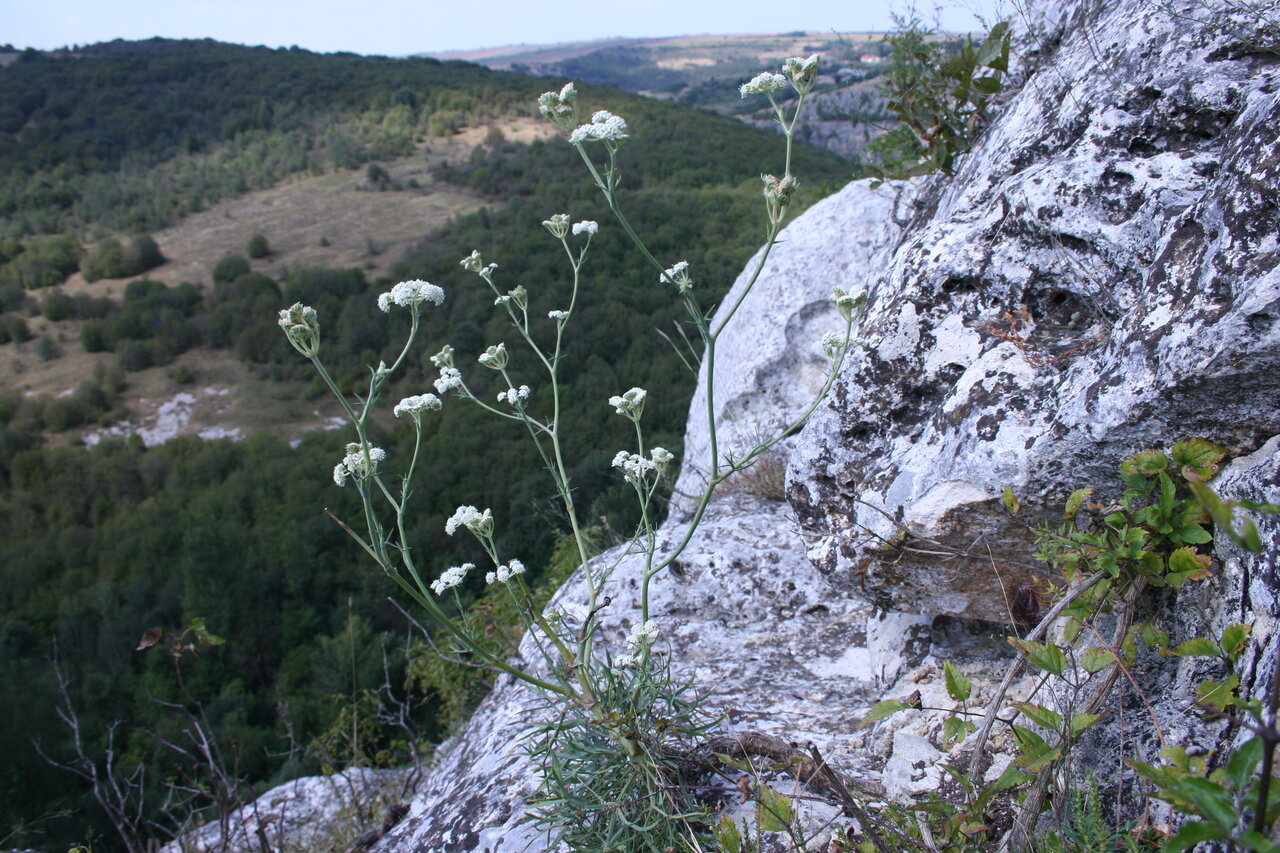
[789,0,1280,622]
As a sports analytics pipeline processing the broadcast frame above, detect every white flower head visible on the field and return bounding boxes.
[542,213,571,239]
[608,387,647,420]
[497,385,531,406]
[431,563,474,595]
[782,54,820,94]
[277,302,320,357]
[333,442,386,486]
[460,249,485,273]
[434,367,463,395]
[445,505,493,538]
[740,71,787,97]
[394,393,442,420]
[377,279,445,313]
[612,450,657,482]
[617,618,661,665]
[762,173,799,204]
[548,309,569,322]
[491,558,526,584]
[660,260,692,293]
[650,446,674,472]
[477,342,508,370]
[507,285,527,310]
[568,110,628,145]
[830,286,866,321]
[538,82,579,131]
[572,220,598,236]
[430,344,455,369]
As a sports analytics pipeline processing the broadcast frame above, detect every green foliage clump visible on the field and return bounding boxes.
[80,234,164,282]
[211,253,251,284]
[246,233,270,259]
[0,234,81,288]
[866,20,1011,181]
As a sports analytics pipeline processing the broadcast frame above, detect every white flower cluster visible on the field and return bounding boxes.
[460,250,485,273]
[497,385,531,406]
[739,71,786,97]
[377,279,445,313]
[783,54,820,94]
[430,345,454,368]
[493,285,527,310]
[831,285,865,321]
[393,393,442,419]
[537,83,578,131]
[609,387,647,419]
[434,367,463,395]
[333,442,386,487]
[431,563,474,595]
[542,213,570,238]
[615,619,660,668]
[548,310,569,322]
[572,220,598,236]
[612,447,672,480]
[660,260,692,293]
[569,110,629,145]
[485,558,526,585]
[478,343,508,370]
[821,331,848,361]
[277,302,320,357]
[445,505,493,537]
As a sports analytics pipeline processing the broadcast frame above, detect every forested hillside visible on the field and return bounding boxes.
[0,39,852,848]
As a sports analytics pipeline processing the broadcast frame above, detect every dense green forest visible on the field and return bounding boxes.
[0,39,852,848]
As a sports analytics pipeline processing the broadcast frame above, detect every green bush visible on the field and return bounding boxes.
[212,254,251,284]
[247,233,270,259]
[865,20,1011,180]
[80,234,165,282]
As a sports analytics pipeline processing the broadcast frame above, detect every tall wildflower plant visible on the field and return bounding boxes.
[281,58,865,850]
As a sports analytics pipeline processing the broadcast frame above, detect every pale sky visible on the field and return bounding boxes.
[5,0,1006,56]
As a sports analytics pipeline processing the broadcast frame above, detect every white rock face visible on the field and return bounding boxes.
[789,0,1280,622]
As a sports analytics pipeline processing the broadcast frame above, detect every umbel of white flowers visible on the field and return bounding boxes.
[333,442,386,487]
[609,387,647,420]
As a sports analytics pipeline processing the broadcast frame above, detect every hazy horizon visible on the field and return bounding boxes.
[7,0,1005,57]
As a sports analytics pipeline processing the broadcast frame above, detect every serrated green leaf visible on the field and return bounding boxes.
[1010,638,1067,675]
[857,699,912,729]
[1001,486,1021,515]
[1122,449,1168,475]
[1080,647,1114,673]
[716,814,742,852]
[1220,623,1251,661]
[1178,776,1241,829]
[756,784,793,832]
[1174,524,1213,544]
[1173,637,1223,658]
[1011,701,1063,731]
[1069,713,1103,738]
[988,761,1033,793]
[1164,819,1229,853]
[1224,737,1264,791]
[942,715,976,749]
[1172,438,1226,480]
[1064,487,1093,520]
[1167,546,1213,586]
[1016,745,1063,774]
[1196,675,1240,713]
[944,660,972,702]
[1011,724,1051,756]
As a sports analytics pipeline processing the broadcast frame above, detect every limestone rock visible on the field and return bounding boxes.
[788,0,1280,622]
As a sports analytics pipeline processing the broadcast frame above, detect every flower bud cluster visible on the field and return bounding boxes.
[430,345,455,369]
[548,309,569,322]
[542,213,571,239]
[739,71,786,97]
[478,343,508,370]
[568,110,629,145]
[495,285,528,310]
[333,442,386,487]
[572,220,598,236]
[431,563,474,595]
[537,83,578,132]
[609,387,647,420]
[485,559,526,585]
[277,302,320,358]
[741,54,820,100]
[445,505,493,537]
[460,249,485,273]
[377,279,445,313]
